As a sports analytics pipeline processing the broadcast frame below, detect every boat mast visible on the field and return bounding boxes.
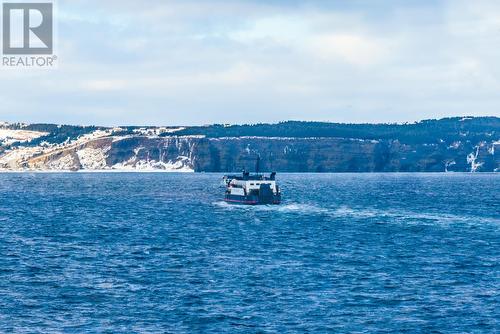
[255,155,261,175]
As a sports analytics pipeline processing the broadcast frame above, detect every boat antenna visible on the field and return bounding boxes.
[255,154,261,174]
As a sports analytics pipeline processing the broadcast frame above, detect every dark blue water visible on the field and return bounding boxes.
[0,173,498,333]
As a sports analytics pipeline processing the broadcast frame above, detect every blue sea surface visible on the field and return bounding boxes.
[0,173,498,333]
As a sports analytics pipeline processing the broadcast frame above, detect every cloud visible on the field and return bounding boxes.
[308,33,390,66]
[0,0,499,126]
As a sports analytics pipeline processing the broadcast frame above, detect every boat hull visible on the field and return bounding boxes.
[224,194,281,205]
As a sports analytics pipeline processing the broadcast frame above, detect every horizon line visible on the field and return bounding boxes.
[1,115,498,129]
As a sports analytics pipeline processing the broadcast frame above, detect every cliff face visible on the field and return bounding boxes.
[195,137,498,172]
[0,118,498,172]
[1,136,497,173]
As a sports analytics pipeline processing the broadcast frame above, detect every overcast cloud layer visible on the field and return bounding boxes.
[1,0,499,126]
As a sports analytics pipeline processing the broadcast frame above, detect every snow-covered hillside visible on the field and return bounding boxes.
[0,129,48,146]
[0,118,498,172]
[0,125,195,172]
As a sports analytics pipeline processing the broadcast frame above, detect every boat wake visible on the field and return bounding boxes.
[212,202,499,226]
[332,206,500,225]
[212,201,327,214]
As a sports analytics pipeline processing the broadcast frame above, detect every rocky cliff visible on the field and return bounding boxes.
[0,117,498,172]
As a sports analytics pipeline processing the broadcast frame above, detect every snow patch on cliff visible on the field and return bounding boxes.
[467,146,483,172]
[74,129,113,145]
[444,160,456,172]
[132,127,185,136]
[77,146,111,170]
[45,154,77,170]
[112,156,193,172]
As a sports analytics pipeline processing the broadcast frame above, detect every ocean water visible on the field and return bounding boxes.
[0,173,498,333]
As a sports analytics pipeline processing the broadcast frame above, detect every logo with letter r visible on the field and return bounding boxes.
[3,2,53,55]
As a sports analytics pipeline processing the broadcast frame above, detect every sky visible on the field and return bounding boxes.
[1,0,500,126]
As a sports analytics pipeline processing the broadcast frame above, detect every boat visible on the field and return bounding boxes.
[223,157,282,205]
[223,171,282,205]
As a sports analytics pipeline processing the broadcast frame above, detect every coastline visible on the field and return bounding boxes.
[0,170,497,174]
